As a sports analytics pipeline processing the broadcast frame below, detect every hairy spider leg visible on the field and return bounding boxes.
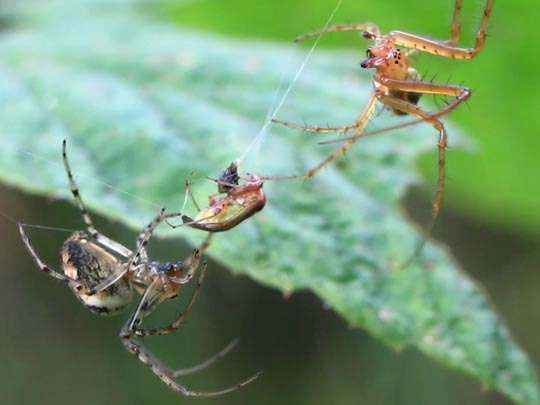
[271,22,382,134]
[405,0,464,62]
[293,22,382,43]
[263,93,377,181]
[388,1,492,60]
[449,0,464,46]
[373,77,470,265]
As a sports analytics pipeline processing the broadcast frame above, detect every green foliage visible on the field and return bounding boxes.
[0,0,537,403]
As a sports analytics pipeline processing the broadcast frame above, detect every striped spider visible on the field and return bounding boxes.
[271,0,494,263]
[18,140,258,396]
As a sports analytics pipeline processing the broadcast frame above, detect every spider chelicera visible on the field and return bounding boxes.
[270,0,494,262]
[168,161,266,233]
[18,140,259,396]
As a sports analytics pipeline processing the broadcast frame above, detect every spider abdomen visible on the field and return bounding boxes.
[62,232,132,315]
[389,67,422,116]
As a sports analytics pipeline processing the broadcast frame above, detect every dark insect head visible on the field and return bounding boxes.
[217,161,240,193]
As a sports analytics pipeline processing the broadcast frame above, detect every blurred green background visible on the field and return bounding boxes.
[1,0,539,404]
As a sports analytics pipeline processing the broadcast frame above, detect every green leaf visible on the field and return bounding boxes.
[0,0,537,403]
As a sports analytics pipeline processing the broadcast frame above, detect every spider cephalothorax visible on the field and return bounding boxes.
[360,31,423,115]
[361,32,410,79]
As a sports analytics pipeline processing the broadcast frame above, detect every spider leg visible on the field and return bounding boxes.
[377,96,447,250]
[271,118,363,134]
[405,0,463,61]
[389,0,493,59]
[19,221,133,295]
[19,222,126,295]
[164,214,191,230]
[18,222,77,284]
[164,213,222,230]
[78,209,186,296]
[71,264,128,296]
[166,338,239,377]
[134,260,207,338]
[130,209,182,269]
[168,234,212,285]
[83,208,183,297]
[62,140,133,258]
[318,115,442,145]
[133,210,163,266]
[374,74,471,117]
[293,23,381,43]
[373,78,471,266]
[62,140,98,238]
[448,0,463,46]
[135,235,215,338]
[166,212,245,232]
[264,93,378,181]
[319,78,471,147]
[165,174,217,229]
[121,274,258,397]
[94,234,133,258]
[320,77,470,266]
[77,209,180,296]
[270,21,383,135]
[165,173,236,230]
[184,174,201,212]
[272,0,481,137]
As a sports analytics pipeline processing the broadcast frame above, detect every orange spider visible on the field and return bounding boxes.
[269,0,494,263]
